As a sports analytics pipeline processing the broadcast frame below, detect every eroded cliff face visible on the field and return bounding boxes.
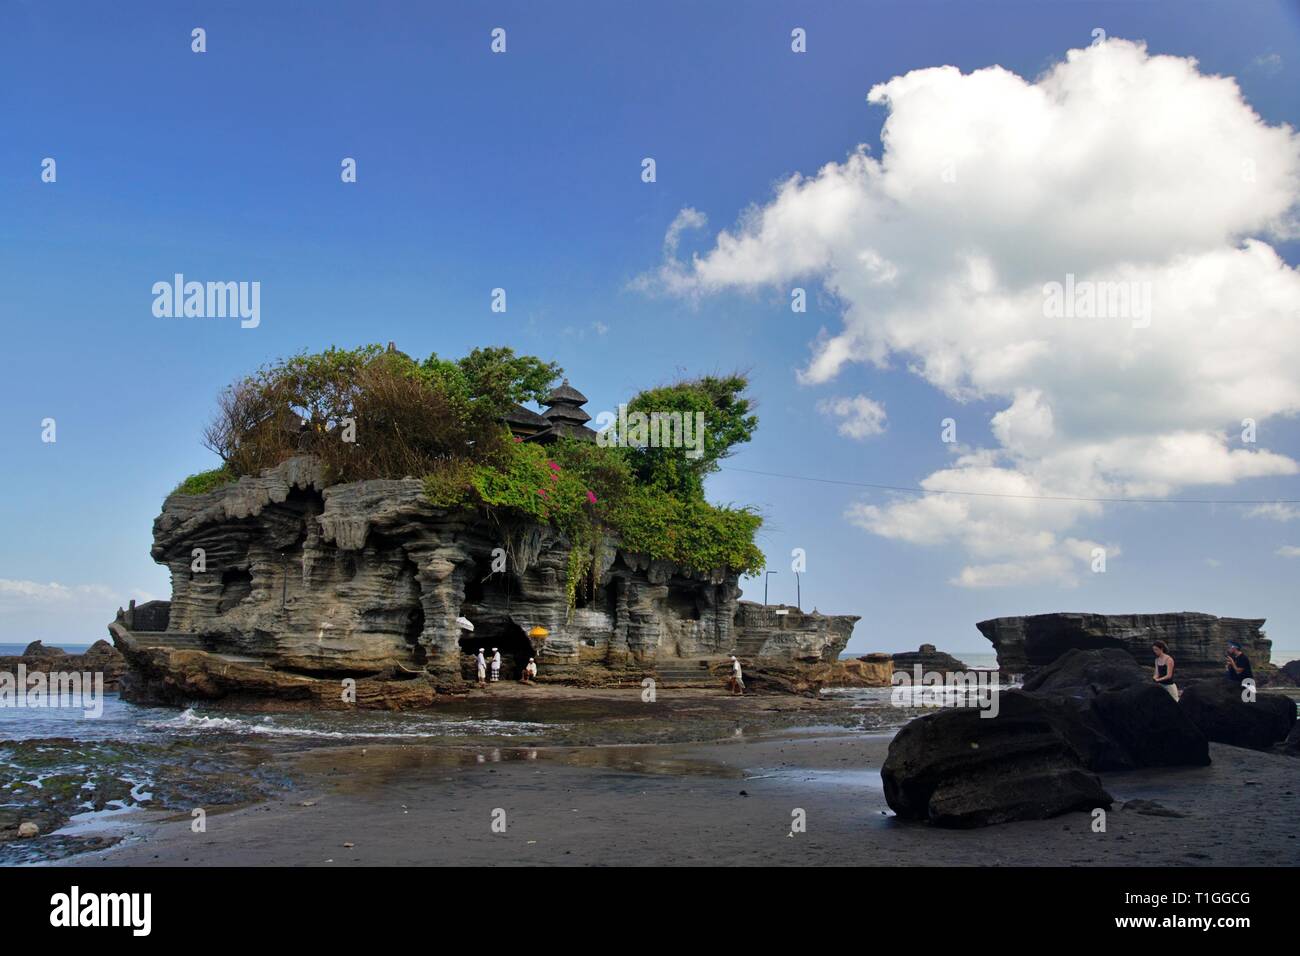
[118,457,857,704]
[977,612,1277,684]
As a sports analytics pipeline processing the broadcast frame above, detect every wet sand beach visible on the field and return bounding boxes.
[55,688,1300,868]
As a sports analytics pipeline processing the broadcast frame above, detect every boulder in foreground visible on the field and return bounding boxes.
[882,648,1214,828]
[1178,680,1297,751]
[882,691,1112,828]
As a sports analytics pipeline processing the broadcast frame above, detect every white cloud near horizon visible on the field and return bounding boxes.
[0,578,155,643]
[639,39,1300,587]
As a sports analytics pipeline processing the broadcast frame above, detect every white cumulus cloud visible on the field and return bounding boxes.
[641,39,1300,587]
[819,394,888,439]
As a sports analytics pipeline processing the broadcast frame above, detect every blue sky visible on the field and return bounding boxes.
[2,1,1298,655]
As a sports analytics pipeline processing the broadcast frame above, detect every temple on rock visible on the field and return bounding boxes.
[503,379,598,444]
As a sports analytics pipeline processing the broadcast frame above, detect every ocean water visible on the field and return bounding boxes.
[0,692,577,865]
[0,643,93,656]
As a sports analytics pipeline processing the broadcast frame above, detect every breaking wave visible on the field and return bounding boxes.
[150,708,558,740]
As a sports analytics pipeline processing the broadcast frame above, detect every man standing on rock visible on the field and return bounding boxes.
[1225,642,1253,685]
[491,648,502,683]
[476,648,487,687]
[730,655,744,696]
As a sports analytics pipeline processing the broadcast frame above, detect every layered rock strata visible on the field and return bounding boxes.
[977,612,1277,684]
[111,457,858,705]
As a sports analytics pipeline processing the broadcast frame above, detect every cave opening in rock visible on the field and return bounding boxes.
[604,578,621,618]
[217,567,253,613]
[457,621,533,680]
[401,557,426,664]
[404,603,425,644]
[667,585,702,621]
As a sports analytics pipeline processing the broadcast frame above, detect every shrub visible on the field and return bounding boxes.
[173,465,237,496]
[184,345,766,605]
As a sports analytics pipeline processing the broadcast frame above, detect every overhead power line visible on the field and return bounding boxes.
[721,466,1300,506]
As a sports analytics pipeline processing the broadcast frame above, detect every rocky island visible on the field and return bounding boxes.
[108,345,862,707]
[977,612,1278,684]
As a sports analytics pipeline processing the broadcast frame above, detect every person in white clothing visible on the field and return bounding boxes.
[475,648,487,687]
[521,657,538,684]
[490,648,501,682]
[730,655,744,696]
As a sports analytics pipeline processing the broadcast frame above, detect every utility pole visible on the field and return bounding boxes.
[795,571,801,611]
[764,570,778,606]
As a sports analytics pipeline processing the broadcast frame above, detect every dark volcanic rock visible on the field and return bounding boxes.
[1023,646,1149,696]
[1091,683,1210,768]
[0,640,126,692]
[21,641,66,659]
[1178,680,1297,751]
[892,643,969,674]
[882,691,1112,828]
[882,648,1210,829]
[1024,648,1209,769]
[1281,660,1300,686]
[978,612,1277,684]
[1283,722,1300,757]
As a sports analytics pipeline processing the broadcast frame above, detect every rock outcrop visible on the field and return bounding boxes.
[0,640,126,691]
[892,644,969,675]
[111,457,858,706]
[977,612,1277,684]
[742,654,893,695]
[1022,648,1210,769]
[882,691,1114,828]
[1178,680,1297,751]
[1283,721,1300,757]
[882,648,1210,828]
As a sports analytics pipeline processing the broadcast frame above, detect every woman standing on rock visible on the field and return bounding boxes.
[1152,641,1178,700]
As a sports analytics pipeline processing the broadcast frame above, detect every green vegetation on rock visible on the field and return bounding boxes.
[189,344,766,604]
[173,465,237,496]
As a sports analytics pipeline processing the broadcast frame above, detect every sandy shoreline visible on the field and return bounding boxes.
[57,688,1300,867]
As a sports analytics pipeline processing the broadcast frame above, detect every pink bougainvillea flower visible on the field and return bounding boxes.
[537,488,549,498]
[550,472,559,482]
[513,436,523,443]
[547,460,561,471]
[586,490,597,504]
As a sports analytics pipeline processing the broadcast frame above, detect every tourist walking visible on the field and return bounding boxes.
[475,648,487,687]
[730,655,744,696]
[490,648,501,682]
[1152,641,1178,700]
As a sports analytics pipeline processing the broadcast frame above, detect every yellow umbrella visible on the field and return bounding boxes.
[529,625,549,639]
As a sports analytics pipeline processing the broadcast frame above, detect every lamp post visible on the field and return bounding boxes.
[795,571,801,611]
[764,570,778,606]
